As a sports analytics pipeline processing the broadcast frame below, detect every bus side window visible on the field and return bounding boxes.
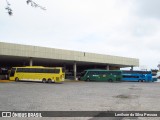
[54,69,60,73]
[87,71,93,76]
[53,69,60,73]
[17,68,22,72]
[92,71,97,76]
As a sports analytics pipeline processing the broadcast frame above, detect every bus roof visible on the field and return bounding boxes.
[12,66,44,68]
[12,66,63,69]
[122,70,151,74]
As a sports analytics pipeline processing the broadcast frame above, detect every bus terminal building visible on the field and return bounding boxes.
[0,42,139,80]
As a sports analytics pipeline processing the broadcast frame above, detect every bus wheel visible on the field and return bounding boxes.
[42,78,46,83]
[86,78,90,82]
[116,78,120,81]
[109,79,113,82]
[141,80,144,82]
[48,79,52,83]
[15,77,19,82]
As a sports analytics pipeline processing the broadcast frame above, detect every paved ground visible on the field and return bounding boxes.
[0,80,160,120]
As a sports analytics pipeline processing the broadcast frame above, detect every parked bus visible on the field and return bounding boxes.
[79,69,122,82]
[122,70,153,82]
[151,69,158,82]
[9,66,65,83]
[152,74,157,82]
[156,71,160,79]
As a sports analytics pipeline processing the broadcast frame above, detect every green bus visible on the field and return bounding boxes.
[79,69,122,82]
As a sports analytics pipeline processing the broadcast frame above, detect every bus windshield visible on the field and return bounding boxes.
[10,68,16,77]
[80,71,87,77]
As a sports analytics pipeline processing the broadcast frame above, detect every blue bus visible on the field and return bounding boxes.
[122,71,153,82]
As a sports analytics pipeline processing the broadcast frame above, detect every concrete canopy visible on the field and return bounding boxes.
[0,42,139,69]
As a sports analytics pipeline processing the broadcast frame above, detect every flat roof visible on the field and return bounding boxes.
[0,42,139,67]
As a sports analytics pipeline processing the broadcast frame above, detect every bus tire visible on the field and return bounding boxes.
[48,79,52,83]
[86,78,90,82]
[109,79,113,82]
[42,78,46,83]
[116,78,120,81]
[15,77,19,82]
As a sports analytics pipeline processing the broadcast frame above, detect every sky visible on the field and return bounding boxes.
[0,0,160,70]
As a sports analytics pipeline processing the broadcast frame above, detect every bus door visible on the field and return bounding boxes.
[145,74,152,82]
[107,72,114,81]
[9,68,16,80]
[99,71,107,81]
[79,71,87,80]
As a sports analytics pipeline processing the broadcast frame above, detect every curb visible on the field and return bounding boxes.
[0,80,14,83]
[64,80,84,82]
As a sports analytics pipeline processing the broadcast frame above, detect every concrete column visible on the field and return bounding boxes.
[29,57,33,66]
[63,65,66,70]
[106,65,109,70]
[63,65,67,74]
[73,62,77,80]
[131,66,133,71]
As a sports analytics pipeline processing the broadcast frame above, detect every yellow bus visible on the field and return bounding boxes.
[9,66,65,83]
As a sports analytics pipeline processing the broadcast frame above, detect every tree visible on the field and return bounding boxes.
[5,0,46,16]
[5,0,12,15]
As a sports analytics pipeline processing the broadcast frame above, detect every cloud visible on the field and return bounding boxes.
[135,0,160,19]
